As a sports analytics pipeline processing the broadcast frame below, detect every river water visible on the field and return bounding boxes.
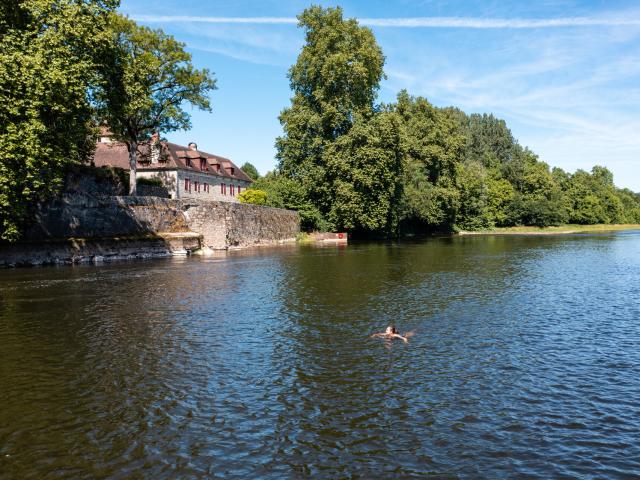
[1,232,640,479]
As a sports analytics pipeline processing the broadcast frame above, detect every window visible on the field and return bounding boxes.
[195,181,200,193]
[185,158,191,168]
[204,183,209,193]
[237,186,242,195]
[230,167,235,176]
[184,178,191,192]
[230,185,235,196]
[200,159,206,170]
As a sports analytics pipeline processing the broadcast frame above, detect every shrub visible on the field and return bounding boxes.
[238,189,267,205]
[136,177,163,187]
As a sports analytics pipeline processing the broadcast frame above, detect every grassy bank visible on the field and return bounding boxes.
[458,224,640,236]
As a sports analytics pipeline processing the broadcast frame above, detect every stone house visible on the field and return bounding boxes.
[93,132,253,201]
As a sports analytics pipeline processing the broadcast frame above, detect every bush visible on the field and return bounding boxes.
[137,177,163,187]
[238,189,267,205]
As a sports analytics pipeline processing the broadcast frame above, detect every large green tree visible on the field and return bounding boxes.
[240,162,260,180]
[276,6,402,233]
[393,91,464,232]
[324,111,404,232]
[96,14,216,195]
[0,0,117,241]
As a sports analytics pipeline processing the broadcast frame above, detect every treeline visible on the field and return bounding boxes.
[241,6,640,234]
[0,1,214,241]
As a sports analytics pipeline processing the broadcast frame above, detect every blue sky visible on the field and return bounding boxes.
[120,0,640,191]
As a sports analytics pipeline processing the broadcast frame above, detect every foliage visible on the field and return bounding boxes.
[238,188,267,206]
[272,6,640,236]
[324,111,404,233]
[276,6,388,232]
[393,92,463,232]
[0,0,118,241]
[240,162,260,180]
[252,173,328,231]
[95,14,216,195]
[136,176,163,187]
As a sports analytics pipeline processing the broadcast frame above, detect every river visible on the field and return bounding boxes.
[1,232,639,478]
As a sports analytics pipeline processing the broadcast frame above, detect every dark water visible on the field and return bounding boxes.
[1,233,640,479]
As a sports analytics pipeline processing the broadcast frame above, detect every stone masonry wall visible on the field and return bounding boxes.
[23,195,299,249]
[24,195,191,240]
[182,200,300,249]
[1,169,299,266]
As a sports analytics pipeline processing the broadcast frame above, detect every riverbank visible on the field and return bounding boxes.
[0,233,202,267]
[458,224,640,236]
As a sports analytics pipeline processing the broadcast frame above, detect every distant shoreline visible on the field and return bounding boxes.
[458,224,640,236]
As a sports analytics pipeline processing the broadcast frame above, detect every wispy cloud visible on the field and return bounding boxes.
[134,15,297,25]
[133,14,640,29]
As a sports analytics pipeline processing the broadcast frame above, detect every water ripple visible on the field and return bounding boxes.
[1,234,640,478]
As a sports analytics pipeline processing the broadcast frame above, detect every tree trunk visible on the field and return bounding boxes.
[129,141,137,196]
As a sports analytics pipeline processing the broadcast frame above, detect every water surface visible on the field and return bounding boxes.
[1,233,640,478]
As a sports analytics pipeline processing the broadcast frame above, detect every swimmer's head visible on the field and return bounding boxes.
[386,325,397,334]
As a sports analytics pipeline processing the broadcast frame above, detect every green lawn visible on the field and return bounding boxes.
[459,224,640,235]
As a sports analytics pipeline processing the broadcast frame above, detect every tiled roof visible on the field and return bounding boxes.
[93,140,253,183]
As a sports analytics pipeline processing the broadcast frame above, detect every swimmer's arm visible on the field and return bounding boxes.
[371,333,385,338]
[393,334,409,343]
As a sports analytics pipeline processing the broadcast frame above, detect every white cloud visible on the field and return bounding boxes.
[133,15,297,25]
[132,14,640,29]
[361,16,640,28]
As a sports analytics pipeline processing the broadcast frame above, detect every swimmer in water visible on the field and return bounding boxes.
[371,325,410,343]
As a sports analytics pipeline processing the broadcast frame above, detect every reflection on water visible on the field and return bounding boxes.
[1,233,640,478]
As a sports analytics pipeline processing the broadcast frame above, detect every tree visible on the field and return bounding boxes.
[455,161,492,230]
[251,173,327,231]
[393,91,464,232]
[565,166,624,225]
[276,6,386,231]
[0,0,118,241]
[240,162,260,180]
[324,111,404,233]
[96,14,216,195]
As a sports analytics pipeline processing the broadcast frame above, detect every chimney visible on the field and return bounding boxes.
[188,142,198,151]
[99,125,114,143]
[150,131,161,164]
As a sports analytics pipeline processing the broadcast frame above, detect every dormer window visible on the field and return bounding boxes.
[230,167,235,176]
[200,159,206,171]
[185,158,191,168]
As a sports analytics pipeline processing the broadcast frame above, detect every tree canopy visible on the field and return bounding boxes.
[0,0,118,241]
[276,6,402,234]
[254,6,640,235]
[0,2,216,238]
[240,162,260,181]
[96,14,216,195]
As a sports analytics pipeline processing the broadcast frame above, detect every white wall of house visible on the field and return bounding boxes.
[138,169,250,202]
[137,170,179,199]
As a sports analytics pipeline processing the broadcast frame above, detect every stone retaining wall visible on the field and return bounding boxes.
[183,200,300,249]
[24,195,191,240]
[0,236,199,267]
[23,195,299,249]
[137,184,171,198]
[2,192,299,266]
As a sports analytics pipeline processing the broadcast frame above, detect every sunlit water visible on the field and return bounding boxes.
[1,232,640,479]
